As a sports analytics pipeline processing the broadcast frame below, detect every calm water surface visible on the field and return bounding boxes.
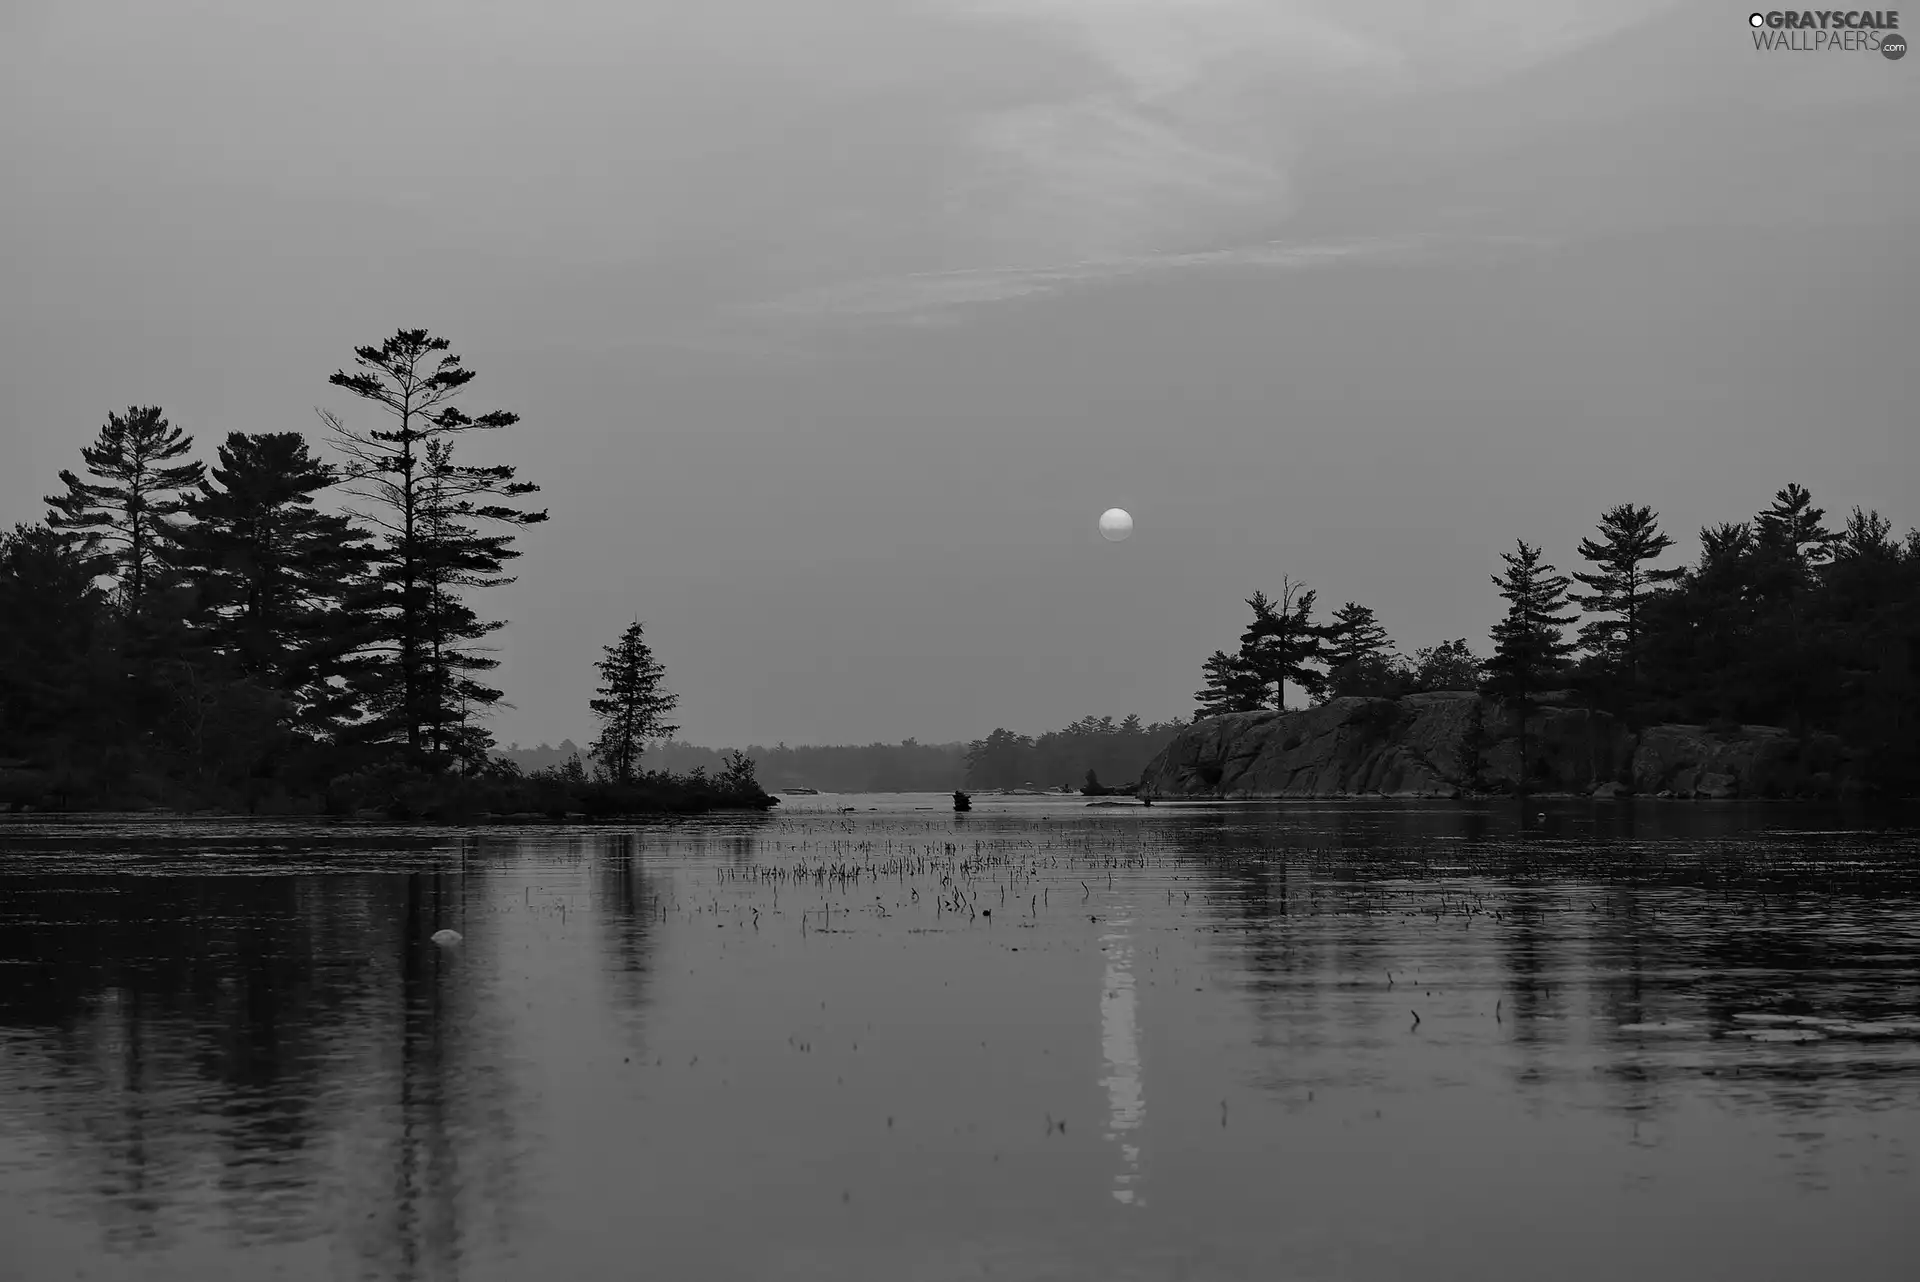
[3,797,1918,1281]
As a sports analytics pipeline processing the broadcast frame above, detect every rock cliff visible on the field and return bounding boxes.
[1136,694,1845,800]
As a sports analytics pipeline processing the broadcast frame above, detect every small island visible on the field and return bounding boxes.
[0,330,776,821]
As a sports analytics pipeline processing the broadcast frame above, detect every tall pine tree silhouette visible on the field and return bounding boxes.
[1485,541,1577,792]
[1237,579,1325,711]
[1571,503,1682,701]
[44,406,203,606]
[320,330,546,766]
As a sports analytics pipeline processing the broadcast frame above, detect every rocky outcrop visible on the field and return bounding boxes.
[1136,695,1844,800]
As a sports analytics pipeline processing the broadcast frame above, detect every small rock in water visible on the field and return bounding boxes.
[431,929,463,946]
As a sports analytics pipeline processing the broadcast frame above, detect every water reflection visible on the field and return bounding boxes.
[1099,910,1145,1206]
[0,806,1915,1281]
[0,854,525,1279]
[594,833,659,1025]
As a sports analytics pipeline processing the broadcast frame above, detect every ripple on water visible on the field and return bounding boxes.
[0,803,1917,1280]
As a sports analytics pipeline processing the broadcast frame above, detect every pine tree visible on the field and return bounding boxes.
[589,620,680,784]
[44,406,204,605]
[1755,482,1838,576]
[1639,522,1760,724]
[718,749,761,797]
[1570,503,1682,690]
[411,437,542,766]
[0,525,113,756]
[1485,540,1577,790]
[169,432,371,734]
[320,329,546,765]
[1238,579,1326,710]
[1746,484,1839,733]
[1324,602,1391,670]
[1194,649,1267,716]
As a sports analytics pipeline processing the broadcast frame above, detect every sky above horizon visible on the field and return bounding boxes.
[3,1,1914,748]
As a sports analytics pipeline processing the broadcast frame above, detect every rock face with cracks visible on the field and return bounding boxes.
[1136,694,1845,800]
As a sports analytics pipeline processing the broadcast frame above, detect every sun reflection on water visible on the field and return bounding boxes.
[1100,913,1145,1206]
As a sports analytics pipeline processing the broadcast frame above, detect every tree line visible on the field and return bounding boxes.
[962,714,1190,792]
[0,328,770,817]
[1190,488,1919,794]
[498,716,1189,795]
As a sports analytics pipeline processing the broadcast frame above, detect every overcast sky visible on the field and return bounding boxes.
[3,1,1914,748]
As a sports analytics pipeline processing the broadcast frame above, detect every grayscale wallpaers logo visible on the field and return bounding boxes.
[1748,10,1906,56]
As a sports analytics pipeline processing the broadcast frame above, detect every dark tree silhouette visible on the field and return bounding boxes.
[1755,482,1838,579]
[718,750,761,797]
[1237,579,1326,711]
[588,621,680,784]
[1323,602,1402,698]
[1195,649,1267,716]
[320,330,546,766]
[408,437,543,767]
[169,432,370,734]
[0,525,112,759]
[1406,639,1484,692]
[1324,602,1391,670]
[1485,541,1577,789]
[44,406,204,605]
[1571,503,1683,696]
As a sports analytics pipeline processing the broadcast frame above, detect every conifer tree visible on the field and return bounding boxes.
[1570,503,1682,689]
[169,432,370,733]
[1324,602,1391,670]
[719,749,762,797]
[320,329,546,764]
[1755,482,1838,576]
[589,620,680,784]
[1194,649,1267,716]
[1747,484,1838,732]
[411,437,539,766]
[44,406,204,605]
[1485,541,1577,789]
[1237,579,1326,710]
[0,525,112,755]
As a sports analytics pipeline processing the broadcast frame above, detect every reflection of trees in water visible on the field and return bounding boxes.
[1170,820,1399,1067]
[589,826,760,1024]
[335,863,527,1282]
[1490,882,1573,1094]
[1159,813,1920,1122]
[0,856,525,1276]
[0,873,385,1247]
[596,833,662,1025]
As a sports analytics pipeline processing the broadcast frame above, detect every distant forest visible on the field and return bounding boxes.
[498,713,1189,794]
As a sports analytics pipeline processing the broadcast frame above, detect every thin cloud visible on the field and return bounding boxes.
[746,233,1551,329]
[920,0,1662,268]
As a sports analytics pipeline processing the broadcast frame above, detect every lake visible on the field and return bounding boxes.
[3,797,1918,1281]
